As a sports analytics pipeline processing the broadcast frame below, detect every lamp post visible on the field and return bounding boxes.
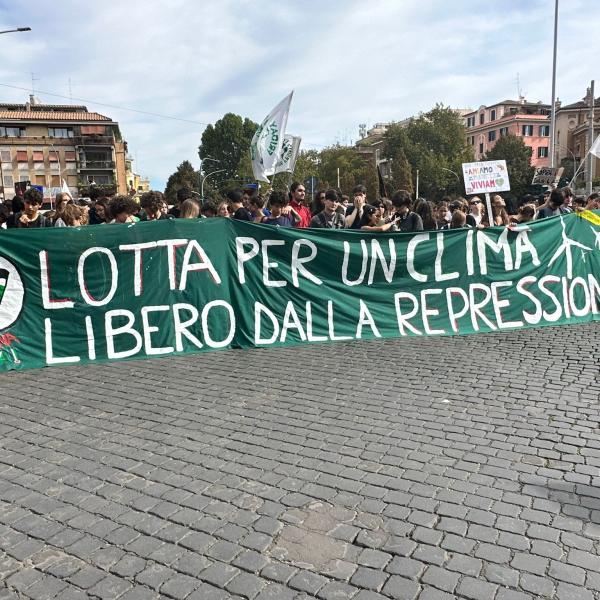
[198,156,219,192]
[201,169,225,199]
[0,28,31,199]
[0,27,31,35]
[550,0,559,167]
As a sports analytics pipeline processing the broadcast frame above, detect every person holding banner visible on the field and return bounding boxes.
[537,189,565,219]
[6,188,50,228]
[392,190,423,232]
[288,182,311,228]
[310,189,346,229]
[359,205,400,232]
[262,192,300,227]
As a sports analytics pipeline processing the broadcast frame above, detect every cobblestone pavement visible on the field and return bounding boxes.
[0,322,599,600]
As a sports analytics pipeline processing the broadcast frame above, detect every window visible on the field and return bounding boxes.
[0,150,10,162]
[479,113,485,125]
[32,151,44,162]
[50,175,60,187]
[488,130,496,142]
[538,147,549,158]
[35,175,46,186]
[469,136,475,145]
[490,109,496,121]
[48,127,73,138]
[522,125,533,136]
[539,125,550,136]
[16,151,28,162]
[500,127,509,137]
[466,116,475,128]
[65,151,76,161]
[479,143,484,154]
[48,152,59,162]
[3,175,13,186]
[0,126,24,137]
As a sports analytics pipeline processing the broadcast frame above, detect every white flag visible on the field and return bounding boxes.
[589,134,600,158]
[273,135,301,175]
[61,179,72,198]
[250,92,293,182]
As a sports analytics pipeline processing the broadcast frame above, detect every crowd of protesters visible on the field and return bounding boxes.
[0,181,598,232]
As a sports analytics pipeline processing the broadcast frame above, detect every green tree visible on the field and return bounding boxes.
[199,113,258,184]
[163,160,199,203]
[484,134,535,200]
[317,146,375,196]
[390,149,413,194]
[384,105,473,199]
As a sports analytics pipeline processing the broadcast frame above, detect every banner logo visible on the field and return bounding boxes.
[0,257,25,330]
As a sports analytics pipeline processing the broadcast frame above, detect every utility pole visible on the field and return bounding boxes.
[587,80,595,195]
[549,0,559,167]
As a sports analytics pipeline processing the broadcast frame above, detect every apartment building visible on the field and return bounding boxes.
[0,96,128,201]
[554,92,600,185]
[464,99,551,167]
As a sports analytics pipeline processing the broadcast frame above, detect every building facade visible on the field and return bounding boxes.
[0,96,128,201]
[463,99,551,167]
[554,91,600,187]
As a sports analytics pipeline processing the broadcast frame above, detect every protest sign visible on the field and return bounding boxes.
[462,160,511,195]
[0,214,598,370]
[532,166,564,186]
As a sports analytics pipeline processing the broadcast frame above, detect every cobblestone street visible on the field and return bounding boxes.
[0,322,599,600]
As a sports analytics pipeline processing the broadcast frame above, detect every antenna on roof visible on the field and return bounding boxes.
[30,72,38,96]
[516,73,526,103]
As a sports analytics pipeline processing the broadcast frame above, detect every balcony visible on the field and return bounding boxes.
[73,135,114,146]
[78,160,115,170]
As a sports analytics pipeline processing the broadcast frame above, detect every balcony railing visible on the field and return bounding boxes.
[78,160,115,170]
[73,135,114,146]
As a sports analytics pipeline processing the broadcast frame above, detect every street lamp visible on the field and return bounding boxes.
[198,156,219,192]
[0,27,31,35]
[201,169,225,199]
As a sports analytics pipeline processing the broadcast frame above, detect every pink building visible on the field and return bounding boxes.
[464,99,551,167]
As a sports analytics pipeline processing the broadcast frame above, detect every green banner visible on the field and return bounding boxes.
[0,212,598,371]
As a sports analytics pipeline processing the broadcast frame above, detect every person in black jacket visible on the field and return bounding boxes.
[391,190,423,232]
[6,188,49,228]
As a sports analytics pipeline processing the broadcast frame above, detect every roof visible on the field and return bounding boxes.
[0,111,112,122]
[0,103,88,111]
[558,97,600,111]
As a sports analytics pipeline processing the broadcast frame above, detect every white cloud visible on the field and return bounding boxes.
[0,0,598,188]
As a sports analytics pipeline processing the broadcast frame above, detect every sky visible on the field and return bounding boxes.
[0,0,598,190]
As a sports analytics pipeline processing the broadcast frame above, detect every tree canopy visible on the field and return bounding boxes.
[384,105,473,199]
[198,113,258,188]
[163,160,199,203]
[484,134,535,199]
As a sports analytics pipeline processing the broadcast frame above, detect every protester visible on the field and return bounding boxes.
[358,205,400,231]
[392,190,423,232]
[201,201,218,218]
[414,198,437,230]
[489,195,510,226]
[262,191,301,227]
[0,204,11,229]
[537,189,565,219]
[169,187,192,218]
[6,188,49,228]
[89,197,110,224]
[450,210,467,228]
[248,195,267,222]
[585,192,599,210]
[180,199,201,219]
[140,191,169,221]
[435,201,450,229]
[560,186,574,213]
[108,195,139,223]
[345,185,368,229]
[61,204,86,227]
[288,182,312,228]
[310,189,346,228]
[217,201,231,218]
[227,189,253,221]
[48,193,73,227]
[468,196,485,227]
[340,194,350,209]
[311,190,326,216]
[510,204,536,224]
